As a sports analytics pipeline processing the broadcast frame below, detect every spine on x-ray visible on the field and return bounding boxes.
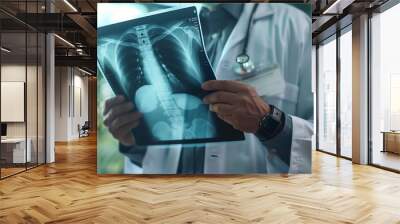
[136,25,185,138]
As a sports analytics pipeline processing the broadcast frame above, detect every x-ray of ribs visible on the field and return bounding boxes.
[108,23,216,141]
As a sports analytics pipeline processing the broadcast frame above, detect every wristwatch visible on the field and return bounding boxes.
[255,105,285,141]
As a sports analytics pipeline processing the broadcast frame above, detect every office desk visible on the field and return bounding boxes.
[1,138,31,164]
[382,131,400,154]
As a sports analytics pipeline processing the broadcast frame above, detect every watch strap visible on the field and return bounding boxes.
[255,105,285,141]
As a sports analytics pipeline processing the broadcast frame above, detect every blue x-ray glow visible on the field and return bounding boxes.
[97,6,244,145]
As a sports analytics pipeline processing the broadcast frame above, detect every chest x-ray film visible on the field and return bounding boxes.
[97,6,244,145]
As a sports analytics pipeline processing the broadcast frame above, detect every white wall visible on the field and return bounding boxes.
[1,65,40,138]
[1,65,26,137]
[1,63,46,164]
[72,73,89,138]
[55,67,69,141]
[54,66,89,141]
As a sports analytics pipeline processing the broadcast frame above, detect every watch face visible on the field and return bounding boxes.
[262,115,279,130]
[271,107,282,122]
[258,106,282,137]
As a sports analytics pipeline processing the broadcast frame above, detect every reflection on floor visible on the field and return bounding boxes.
[0,167,25,177]
[0,163,42,178]
[0,135,400,223]
[373,150,400,171]
[341,147,352,158]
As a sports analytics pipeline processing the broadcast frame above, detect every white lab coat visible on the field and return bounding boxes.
[125,3,313,174]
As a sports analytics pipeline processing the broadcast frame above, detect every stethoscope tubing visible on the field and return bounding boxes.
[235,4,259,75]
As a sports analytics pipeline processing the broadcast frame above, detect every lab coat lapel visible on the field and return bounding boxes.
[253,3,275,21]
[215,4,254,77]
[215,3,274,78]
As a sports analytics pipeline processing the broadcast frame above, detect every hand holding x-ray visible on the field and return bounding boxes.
[103,95,142,146]
[98,6,244,145]
[203,80,271,133]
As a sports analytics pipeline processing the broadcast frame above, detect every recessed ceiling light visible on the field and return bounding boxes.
[1,47,11,53]
[322,0,354,15]
[78,67,92,76]
[63,0,78,12]
[54,34,75,48]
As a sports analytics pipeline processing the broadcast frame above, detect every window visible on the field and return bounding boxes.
[339,28,352,158]
[370,2,400,171]
[317,36,337,154]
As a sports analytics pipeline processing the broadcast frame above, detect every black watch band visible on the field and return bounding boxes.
[255,105,285,141]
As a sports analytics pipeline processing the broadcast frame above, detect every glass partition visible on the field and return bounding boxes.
[38,32,45,165]
[28,0,39,170]
[0,1,46,179]
[1,30,28,177]
[27,30,38,169]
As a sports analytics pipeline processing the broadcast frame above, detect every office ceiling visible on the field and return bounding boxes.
[1,32,44,63]
[0,0,391,75]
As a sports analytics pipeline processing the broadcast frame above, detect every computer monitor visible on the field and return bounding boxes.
[1,123,7,137]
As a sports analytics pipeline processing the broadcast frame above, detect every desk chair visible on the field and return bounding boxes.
[79,121,90,138]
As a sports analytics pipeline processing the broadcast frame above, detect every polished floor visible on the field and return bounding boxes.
[0,167,25,178]
[1,163,44,178]
[372,150,400,171]
[0,135,400,223]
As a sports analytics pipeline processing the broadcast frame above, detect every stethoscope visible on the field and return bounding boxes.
[234,4,259,76]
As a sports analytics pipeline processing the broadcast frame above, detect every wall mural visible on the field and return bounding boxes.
[97,3,313,175]
[97,7,244,145]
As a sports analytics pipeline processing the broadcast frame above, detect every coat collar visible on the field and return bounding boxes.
[227,3,275,50]
[216,3,275,72]
[220,3,243,19]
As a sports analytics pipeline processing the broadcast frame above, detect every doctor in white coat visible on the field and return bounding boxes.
[103,3,313,174]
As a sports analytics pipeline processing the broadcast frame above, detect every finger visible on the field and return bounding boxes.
[104,102,135,127]
[112,120,140,142]
[109,112,142,132]
[217,113,235,126]
[103,95,127,115]
[210,103,234,115]
[104,103,134,127]
[119,132,136,147]
[202,80,248,93]
[203,91,239,104]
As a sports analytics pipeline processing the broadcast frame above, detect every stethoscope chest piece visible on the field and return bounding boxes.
[234,53,255,76]
[236,53,249,64]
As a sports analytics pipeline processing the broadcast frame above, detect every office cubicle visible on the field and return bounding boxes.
[0,1,46,179]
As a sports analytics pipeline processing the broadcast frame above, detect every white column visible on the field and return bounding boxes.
[45,0,56,163]
[312,45,317,150]
[46,33,55,163]
[352,14,369,164]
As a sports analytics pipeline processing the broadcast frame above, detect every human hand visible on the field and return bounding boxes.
[103,95,142,146]
[202,80,270,133]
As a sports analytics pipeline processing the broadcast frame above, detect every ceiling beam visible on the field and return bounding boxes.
[67,13,96,39]
[55,55,96,72]
[322,0,356,14]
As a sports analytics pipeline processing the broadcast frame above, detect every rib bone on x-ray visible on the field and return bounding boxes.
[97,7,244,145]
